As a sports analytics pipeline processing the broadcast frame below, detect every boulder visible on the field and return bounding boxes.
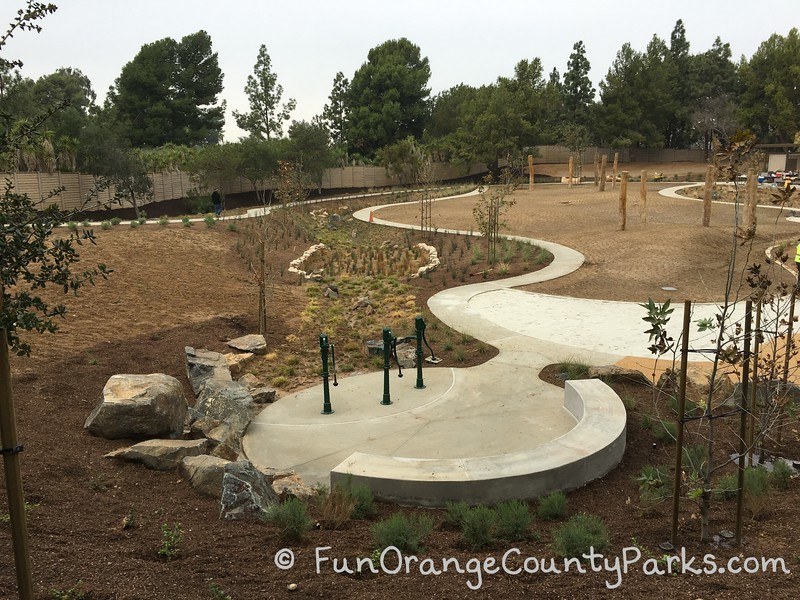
[395,342,417,370]
[220,460,278,520]
[210,444,239,462]
[207,422,237,449]
[227,334,267,355]
[225,352,255,375]
[587,365,651,386]
[251,386,277,404]
[85,374,187,440]
[180,455,230,498]
[185,347,232,395]
[189,415,221,439]
[238,373,264,390]
[195,380,255,435]
[105,438,208,471]
[271,473,315,502]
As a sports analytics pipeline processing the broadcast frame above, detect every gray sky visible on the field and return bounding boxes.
[3,0,799,141]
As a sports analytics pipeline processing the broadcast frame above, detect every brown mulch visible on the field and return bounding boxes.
[1,190,799,599]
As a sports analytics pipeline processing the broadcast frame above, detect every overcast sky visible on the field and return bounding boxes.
[3,0,799,141]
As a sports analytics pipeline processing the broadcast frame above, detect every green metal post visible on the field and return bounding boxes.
[415,315,426,389]
[381,327,393,405]
[320,333,334,414]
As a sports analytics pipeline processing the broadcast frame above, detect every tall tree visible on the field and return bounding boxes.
[563,41,595,128]
[738,28,800,142]
[321,71,349,146]
[287,118,333,192]
[106,30,224,147]
[233,45,296,140]
[345,38,431,157]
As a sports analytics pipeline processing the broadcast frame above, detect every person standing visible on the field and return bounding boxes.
[212,189,223,216]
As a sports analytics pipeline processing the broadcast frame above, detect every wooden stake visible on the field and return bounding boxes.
[735,300,753,545]
[568,156,574,188]
[599,154,608,192]
[702,165,714,227]
[619,171,628,231]
[744,169,758,235]
[611,152,619,190]
[639,170,648,223]
[528,154,534,191]
[593,151,599,187]
[671,300,692,547]
[0,295,35,600]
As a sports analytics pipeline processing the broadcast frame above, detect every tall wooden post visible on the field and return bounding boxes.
[618,171,628,231]
[568,156,574,188]
[599,154,608,192]
[640,170,648,224]
[702,165,714,227]
[611,152,619,190]
[593,151,600,187]
[528,154,534,191]
[0,295,35,600]
[744,169,758,235]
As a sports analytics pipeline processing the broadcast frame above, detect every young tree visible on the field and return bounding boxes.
[346,38,431,157]
[287,118,334,193]
[233,44,296,140]
[321,71,349,146]
[106,30,225,147]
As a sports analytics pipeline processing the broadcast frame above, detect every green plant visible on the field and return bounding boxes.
[461,505,496,550]
[227,221,238,232]
[157,522,183,560]
[51,582,87,600]
[454,348,466,362]
[66,221,78,231]
[80,220,90,227]
[208,582,234,600]
[552,514,609,558]
[318,485,355,530]
[682,444,707,479]
[137,216,147,224]
[265,497,313,541]
[714,473,739,501]
[100,220,111,230]
[556,359,590,380]
[204,215,217,227]
[182,216,193,227]
[744,466,771,519]
[110,217,122,225]
[442,500,470,529]
[158,216,169,227]
[349,483,376,519]
[88,473,109,492]
[634,465,671,502]
[494,500,532,541]
[372,512,434,553]
[652,420,677,443]
[538,491,567,520]
[770,460,793,490]
[129,219,139,229]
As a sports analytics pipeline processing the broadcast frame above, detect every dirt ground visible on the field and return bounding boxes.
[2,180,800,599]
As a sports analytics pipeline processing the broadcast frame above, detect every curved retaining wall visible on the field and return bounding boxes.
[330,379,627,507]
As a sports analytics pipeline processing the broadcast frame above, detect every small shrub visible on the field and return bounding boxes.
[372,512,433,553]
[538,491,567,520]
[652,420,677,443]
[265,497,313,541]
[349,484,376,519]
[494,500,532,541]
[80,220,90,227]
[744,466,771,519]
[158,216,169,227]
[110,217,122,226]
[714,473,739,501]
[51,582,87,600]
[208,582,234,600]
[66,221,78,231]
[129,219,139,229]
[204,215,217,227]
[137,216,147,224]
[182,216,193,227]
[227,221,238,232]
[442,500,470,529]
[454,348,466,362]
[318,486,355,530]
[770,460,793,490]
[461,505,496,550]
[100,220,111,230]
[157,523,183,560]
[634,465,671,502]
[557,359,590,380]
[552,514,609,558]
[682,444,707,478]
[271,375,289,388]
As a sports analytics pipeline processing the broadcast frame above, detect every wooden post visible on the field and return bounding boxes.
[744,169,758,235]
[0,294,35,600]
[528,154,534,191]
[619,171,628,231]
[702,165,714,227]
[593,151,600,187]
[599,154,608,192]
[611,152,619,190]
[568,156,574,188]
[671,300,692,547]
[640,170,648,223]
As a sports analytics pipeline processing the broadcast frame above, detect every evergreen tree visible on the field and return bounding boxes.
[563,41,595,128]
[321,71,349,146]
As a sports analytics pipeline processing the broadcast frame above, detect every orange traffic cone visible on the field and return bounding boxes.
[369,211,374,222]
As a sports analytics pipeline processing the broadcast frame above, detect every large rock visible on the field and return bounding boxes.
[180,455,230,497]
[85,374,187,440]
[225,352,255,375]
[227,334,267,355]
[251,386,277,404]
[272,473,315,502]
[587,365,652,386]
[105,438,208,470]
[395,342,417,370]
[220,460,278,520]
[195,380,255,435]
[238,373,264,390]
[185,347,232,395]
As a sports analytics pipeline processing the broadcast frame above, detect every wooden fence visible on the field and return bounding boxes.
[2,162,487,212]
[533,145,705,165]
